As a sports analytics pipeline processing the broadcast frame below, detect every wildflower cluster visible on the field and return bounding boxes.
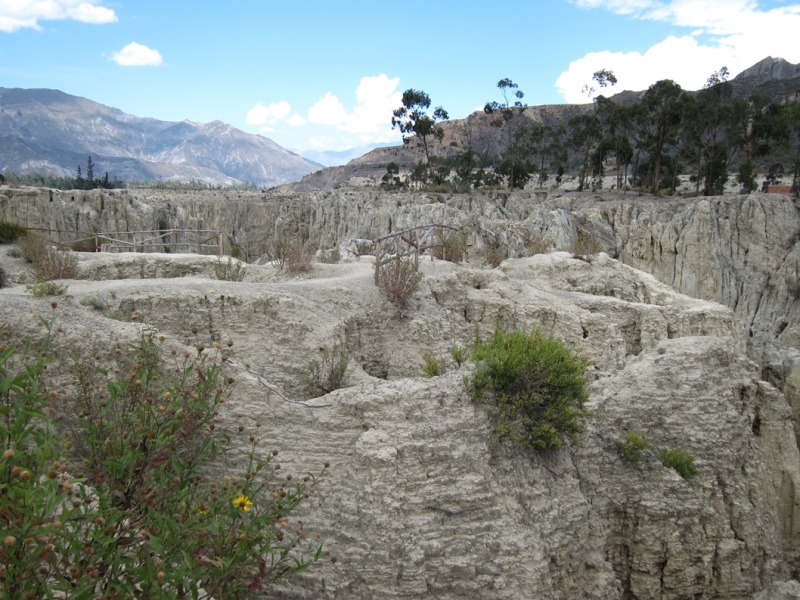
[1,311,328,598]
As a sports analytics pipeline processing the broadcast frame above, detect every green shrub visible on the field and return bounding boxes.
[317,248,341,264]
[449,343,467,368]
[660,448,698,480]
[433,232,466,263]
[214,256,248,281]
[79,294,108,311]
[0,317,328,598]
[422,351,442,378]
[469,327,589,450]
[614,430,650,462]
[0,220,27,243]
[26,281,69,297]
[375,256,423,308]
[303,343,349,397]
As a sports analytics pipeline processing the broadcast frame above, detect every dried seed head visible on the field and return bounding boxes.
[191,326,198,334]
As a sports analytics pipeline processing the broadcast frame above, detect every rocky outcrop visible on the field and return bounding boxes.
[1,248,798,598]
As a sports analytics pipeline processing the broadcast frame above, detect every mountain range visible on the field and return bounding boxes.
[2,57,798,190]
[0,88,322,187]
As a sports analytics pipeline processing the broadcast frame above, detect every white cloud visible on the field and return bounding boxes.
[286,113,307,126]
[559,0,800,101]
[308,93,347,125]
[0,0,117,33]
[110,42,163,67]
[308,75,403,144]
[246,101,291,125]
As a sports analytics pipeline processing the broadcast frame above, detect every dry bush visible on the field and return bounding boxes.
[268,236,313,272]
[376,256,423,308]
[286,240,313,273]
[485,244,508,268]
[16,233,48,265]
[525,236,551,256]
[18,234,78,280]
[0,266,8,289]
[570,232,603,263]
[33,246,78,281]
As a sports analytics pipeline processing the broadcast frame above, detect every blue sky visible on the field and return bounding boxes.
[2,0,799,153]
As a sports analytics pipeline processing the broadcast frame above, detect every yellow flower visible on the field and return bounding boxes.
[196,506,209,515]
[233,495,253,512]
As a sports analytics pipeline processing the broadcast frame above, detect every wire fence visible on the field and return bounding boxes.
[26,228,224,256]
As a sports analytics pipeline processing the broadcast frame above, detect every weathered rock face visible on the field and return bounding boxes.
[1,247,798,598]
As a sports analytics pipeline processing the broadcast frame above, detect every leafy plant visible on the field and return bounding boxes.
[0,220,27,243]
[469,327,589,450]
[614,430,650,462]
[660,448,698,480]
[449,343,467,368]
[79,294,109,311]
[433,232,467,263]
[0,317,329,598]
[317,248,341,264]
[422,351,442,378]
[303,343,349,397]
[375,256,423,308]
[26,281,69,297]
[214,256,248,281]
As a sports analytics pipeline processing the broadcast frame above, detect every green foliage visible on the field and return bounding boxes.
[432,231,466,263]
[469,327,589,450]
[614,430,650,462]
[422,352,442,378]
[660,448,698,480]
[381,162,404,190]
[0,221,27,244]
[375,256,423,308]
[392,89,449,183]
[0,318,327,598]
[79,294,109,311]
[214,256,248,281]
[303,343,349,397]
[316,247,341,264]
[26,281,69,297]
[449,344,467,368]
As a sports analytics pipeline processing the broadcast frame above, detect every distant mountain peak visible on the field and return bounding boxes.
[0,87,321,187]
[734,57,800,81]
